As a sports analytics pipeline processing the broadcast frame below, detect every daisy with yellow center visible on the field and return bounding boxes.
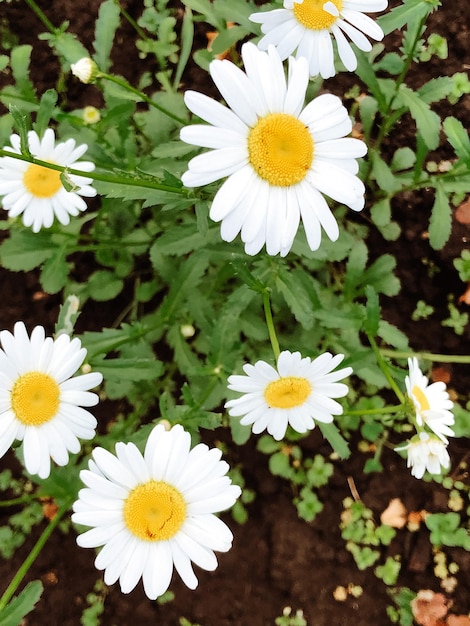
[405,357,455,443]
[0,322,103,479]
[396,432,450,480]
[225,350,353,440]
[0,128,96,232]
[250,0,388,79]
[72,424,241,599]
[180,43,367,256]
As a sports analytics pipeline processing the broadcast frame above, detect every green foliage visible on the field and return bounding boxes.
[386,587,416,626]
[425,512,470,549]
[0,581,43,626]
[454,249,470,282]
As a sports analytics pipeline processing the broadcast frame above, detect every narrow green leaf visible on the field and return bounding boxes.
[318,422,350,459]
[230,259,265,293]
[443,116,470,165]
[429,183,451,250]
[398,85,441,150]
[50,32,89,65]
[173,6,194,90]
[364,285,380,337]
[275,266,315,330]
[378,0,431,36]
[0,580,43,626]
[9,106,31,155]
[33,89,58,138]
[10,45,36,101]
[93,0,121,72]
[91,357,163,381]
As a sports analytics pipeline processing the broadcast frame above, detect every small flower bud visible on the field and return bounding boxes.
[71,58,98,84]
[83,106,101,125]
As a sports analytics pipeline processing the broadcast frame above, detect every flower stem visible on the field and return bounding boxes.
[263,291,281,361]
[23,0,58,34]
[98,72,187,125]
[380,349,470,364]
[368,334,405,404]
[344,405,402,416]
[0,149,187,194]
[0,502,69,611]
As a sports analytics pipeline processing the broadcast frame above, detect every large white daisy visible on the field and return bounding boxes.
[180,42,367,257]
[250,0,387,79]
[405,357,454,443]
[0,322,103,479]
[396,432,450,480]
[225,350,353,440]
[72,423,241,599]
[0,128,97,232]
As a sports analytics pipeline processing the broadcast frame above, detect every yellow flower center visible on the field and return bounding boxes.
[411,385,430,412]
[23,162,62,198]
[11,371,60,426]
[123,480,187,542]
[248,113,314,187]
[264,376,312,409]
[293,0,342,30]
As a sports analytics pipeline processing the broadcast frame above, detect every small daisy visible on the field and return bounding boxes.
[225,350,353,440]
[406,357,454,443]
[180,42,367,257]
[0,128,97,232]
[0,322,103,479]
[396,432,450,480]
[72,424,241,599]
[250,0,387,79]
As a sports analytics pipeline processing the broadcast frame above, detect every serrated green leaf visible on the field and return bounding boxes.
[0,230,55,271]
[10,45,36,102]
[275,266,315,329]
[0,580,43,626]
[364,285,380,336]
[91,357,163,381]
[378,0,431,36]
[418,77,453,104]
[370,197,392,228]
[40,248,68,294]
[87,270,124,301]
[50,31,89,65]
[344,240,368,299]
[377,320,409,350]
[33,89,58,138]
[443,116,470,165]
[363,254,400,297]
[398,85,441,150]
[429,183,451,250]
[173,6,194,91]
[358,95,378,137]
[93,0,121,72]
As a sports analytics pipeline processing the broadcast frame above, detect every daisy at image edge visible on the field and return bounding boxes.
[0,322,103,479]
[0,128,96,232]
[250,0,388,79]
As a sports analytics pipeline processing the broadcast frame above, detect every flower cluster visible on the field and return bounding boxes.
[396,358,455,479]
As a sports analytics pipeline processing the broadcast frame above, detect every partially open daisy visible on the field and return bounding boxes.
[250,0,387,79]
[0,128,97,232]
[396,432,450,480]
[405,357,454,443]
[225,350,353,440]
[0,322,103,479]
[180,42,367,256]
[72,424,241,599]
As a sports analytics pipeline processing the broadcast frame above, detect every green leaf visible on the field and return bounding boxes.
[418,77,453,104]
[93,0,121,72]
[33,89,58,138]
[0,580,43,626]
[91,357,164,381]
[398,85,441,150]
[87,270,124,301]
[318,422,350,459]
[443,116,470,165]
[40,248,69,294]
[10,45,36,102]
[0,230,55,271]
[344,240,368,299]
[173,6,194,91]
[378,0,431,36]
[429,183,451,250]
[9,106,31,155]
[391,147,416,171]
[364,285,380,336]
[275,265,315,330]
[358,95,378,138]
[49,31,89,65]
[230,259,265,293]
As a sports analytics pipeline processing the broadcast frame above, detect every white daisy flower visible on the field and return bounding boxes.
[0,128,97,232]
[70,57,98,84]
[396,432,450,480]
[225,350,353,440]
[405,357,454,443]
[180,42,367,257]
[72,424,241,600]
[250,0,387,79]
[0,322,103,479]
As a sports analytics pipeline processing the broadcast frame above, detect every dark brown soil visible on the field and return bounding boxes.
[0,2,469,625]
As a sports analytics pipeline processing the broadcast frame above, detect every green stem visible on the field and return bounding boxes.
[0,149,186,194]
[368,334,405,404]
[113,0,148,40]
[0,495,38,508]
[380,349,470,364]
[344,405,402,417]
[263,291,280,361]
[23,0,57,34]
[98,73,187,126]
[0,502,69,611]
